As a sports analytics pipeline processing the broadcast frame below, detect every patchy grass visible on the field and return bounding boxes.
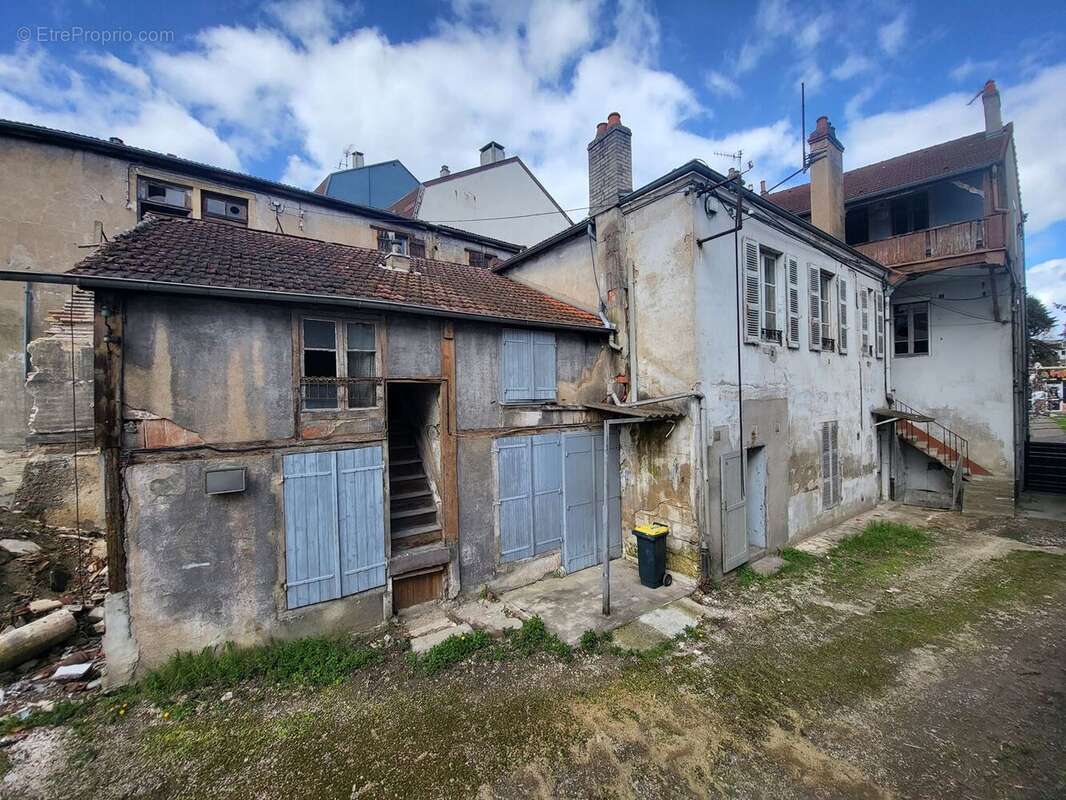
[0,699,89,736]
[697,549,1066,735]
[139,635,381,701]
[738,548,821,587]
[508,615,574,660]
[825,521,934,591]
[414,629,493,674]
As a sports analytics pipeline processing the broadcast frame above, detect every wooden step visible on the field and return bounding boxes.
[391,504,438,521]
[391,522,442,540]
[392,488,432,502]
[389,471,426,485]
[389,541,450,576]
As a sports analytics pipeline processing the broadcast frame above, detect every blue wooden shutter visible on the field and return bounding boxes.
[808,265,822,352]
[593,431,622,559]
[531,432,563,554]
[501,328,533,403]
[336,446,387,595]
[532,332,557,401]
[562,432,597,573]
[496,436,533,562]
[283,451,341,609]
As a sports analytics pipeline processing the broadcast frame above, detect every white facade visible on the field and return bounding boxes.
[416,159,571,247]
[503,166,892,577]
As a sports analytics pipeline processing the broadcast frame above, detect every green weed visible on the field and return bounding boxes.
[415,629,493,674]
[509,616,573,660]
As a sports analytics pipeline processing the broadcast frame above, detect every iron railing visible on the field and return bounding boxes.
[891,398,970,477]
[300,376,381,411]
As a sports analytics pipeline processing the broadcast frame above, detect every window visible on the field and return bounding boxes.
[890,192,930,236]
[761,253,781,343]
[501,328,557,403]
[467,249,498,269]
[300,319,379,410]
[202,192,248,226]
[844,206,870,245]
[893,302,930,356]
[137,177,191,219]
[819,272,834,351]
[821,421,841,510]
[375,229,426,258]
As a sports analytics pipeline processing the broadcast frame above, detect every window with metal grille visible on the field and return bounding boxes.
[467,249,498,269]
[137,177,191,219]
[300,318,379,411]
[893,302,930,356]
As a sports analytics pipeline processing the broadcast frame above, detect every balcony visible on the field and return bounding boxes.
[855,213,1006,269]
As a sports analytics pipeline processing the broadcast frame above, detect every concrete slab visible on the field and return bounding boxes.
[749,555,786,576]
[611,597,707,651]
[1018,492,1066,523]
[451,599,523,635]
[410,623,473,655]
[498,559,695,645]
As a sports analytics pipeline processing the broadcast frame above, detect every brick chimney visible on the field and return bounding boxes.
[982,80,1003,135]
[807,116,845,240]
[588,112,633,215]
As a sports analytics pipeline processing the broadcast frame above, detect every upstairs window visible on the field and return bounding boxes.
[761,252,781,344]
[375,229,426,258]
[819,272,834,351]
[137,177,191,219]
[845,206,870,245]
[890,192,930,236]
[501,328,557,403]
[301,318,379,411]
[467,249,499,269]
[893,302,929,356]
[202,192,248,226]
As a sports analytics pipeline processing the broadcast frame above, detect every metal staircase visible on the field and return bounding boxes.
[890,399,976,510]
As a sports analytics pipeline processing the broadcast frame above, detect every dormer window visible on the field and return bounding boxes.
[137,177,191,219]
[375,228,426,258]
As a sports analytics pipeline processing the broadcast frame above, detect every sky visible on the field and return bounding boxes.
[1,0,1064,332]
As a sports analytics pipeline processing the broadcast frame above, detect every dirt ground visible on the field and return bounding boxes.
[2,505,1065,799]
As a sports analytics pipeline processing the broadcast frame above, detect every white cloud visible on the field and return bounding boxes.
[950,57,998,84]
[705,70,741,98]
[1027,258,1066,331]
[265,0,354,43]
[877,12,907,56]
[832,54,872,82]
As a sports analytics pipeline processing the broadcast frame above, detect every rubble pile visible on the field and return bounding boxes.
[0,509,109,718]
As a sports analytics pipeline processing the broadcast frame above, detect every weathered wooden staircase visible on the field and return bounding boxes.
[387,428,449,608]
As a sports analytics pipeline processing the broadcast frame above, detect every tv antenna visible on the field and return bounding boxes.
[713,149,744,169]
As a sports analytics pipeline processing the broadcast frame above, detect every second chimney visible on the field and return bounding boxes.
[982,80,1003,135]
[480,141,506,165]
[587,112,633,215]
[808,116,845,241]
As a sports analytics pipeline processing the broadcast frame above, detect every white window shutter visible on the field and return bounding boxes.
[820,422,832,509]
[875,291,885,359]
[742,238,761,344]
[837,277,848,354]
[830,421,841,506]
[786,255,801,349]
[808,265,822,351]
[860,290,870,354]
[532,332,558,400]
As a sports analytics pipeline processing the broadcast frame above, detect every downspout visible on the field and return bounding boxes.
[625,247,638,401]
[23,282,32,375]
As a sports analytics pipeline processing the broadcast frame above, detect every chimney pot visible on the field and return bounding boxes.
[759,179,767,196]
[588,112,632,215]
[982,79,1003,135]
[807,115,845,240]
[353,151,364,169]
[440,165,450,177]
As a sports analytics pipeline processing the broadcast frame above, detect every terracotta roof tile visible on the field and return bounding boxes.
[70,216,604,330]
[767,126,1011,215]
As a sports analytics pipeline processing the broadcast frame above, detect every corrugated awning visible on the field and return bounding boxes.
[872,407,933,423]
[583,401,686,421]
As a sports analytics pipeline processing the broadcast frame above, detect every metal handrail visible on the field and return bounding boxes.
[890,398,970,477]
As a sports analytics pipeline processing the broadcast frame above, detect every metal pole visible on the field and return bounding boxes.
[601,419,610,616]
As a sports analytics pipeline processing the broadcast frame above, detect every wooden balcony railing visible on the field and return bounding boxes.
[855,213,1006,267]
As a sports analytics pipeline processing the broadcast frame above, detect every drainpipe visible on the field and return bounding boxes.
[625,252,638,400]
[23,282,32,375]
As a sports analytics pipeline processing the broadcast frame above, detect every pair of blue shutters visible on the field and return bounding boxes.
[496,430,620,573]
[501,329,557,403]
[282,446,386,610]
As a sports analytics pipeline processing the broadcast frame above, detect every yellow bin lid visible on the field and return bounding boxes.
[633,523,669,537]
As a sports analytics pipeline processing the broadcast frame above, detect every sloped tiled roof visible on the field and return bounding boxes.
[768,126,1012,215]
[69,216,604,331]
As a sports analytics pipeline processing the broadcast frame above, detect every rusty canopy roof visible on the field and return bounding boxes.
[767,126,1012,215]
[68,216,606,331]
[583,401,685,420]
